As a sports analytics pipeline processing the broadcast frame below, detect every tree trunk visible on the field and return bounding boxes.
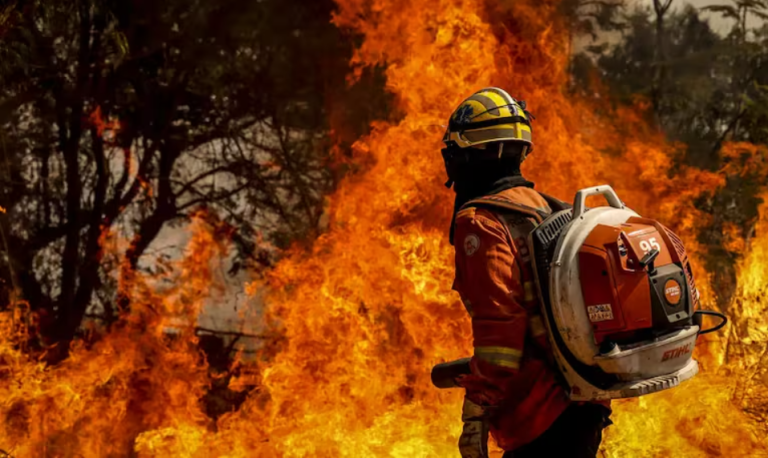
[51,0,93,360]
[61,8,110,342]
[62,130,109,346]
[118,146,180,313]
[652,0,673,129]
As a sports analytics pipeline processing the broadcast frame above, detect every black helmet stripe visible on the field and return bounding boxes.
[467,94,502,116]
[449,115,530,131]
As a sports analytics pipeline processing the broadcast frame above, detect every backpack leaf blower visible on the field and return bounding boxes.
[433,185,727,401]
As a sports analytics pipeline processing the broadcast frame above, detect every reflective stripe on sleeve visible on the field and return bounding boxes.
[523,281,535,302]
[528,314,547,338]
[475,346,523,370]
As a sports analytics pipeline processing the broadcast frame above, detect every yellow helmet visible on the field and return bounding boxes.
[443,87,534,152]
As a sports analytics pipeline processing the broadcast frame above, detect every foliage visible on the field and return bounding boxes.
[559,0,627,40]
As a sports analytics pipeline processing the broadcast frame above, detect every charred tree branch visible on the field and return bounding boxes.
[55,0,93,342]
[194,326,272,340]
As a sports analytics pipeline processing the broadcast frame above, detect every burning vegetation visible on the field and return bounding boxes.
[1,0,767,457]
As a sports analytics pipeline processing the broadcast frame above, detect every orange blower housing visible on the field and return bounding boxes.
[579,218,699,351]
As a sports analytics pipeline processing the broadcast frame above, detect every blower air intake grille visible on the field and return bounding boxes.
[663,226,700,309]
[533,210,573,252]
[666,228,688,262]
[533,209,573,288]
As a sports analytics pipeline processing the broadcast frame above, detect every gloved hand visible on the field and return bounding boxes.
[458,397,490,458]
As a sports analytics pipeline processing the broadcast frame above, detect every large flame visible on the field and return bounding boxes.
[1,0,767,456]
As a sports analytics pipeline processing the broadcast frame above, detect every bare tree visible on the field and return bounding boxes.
[0,0,375,360]
[652,0,675,126]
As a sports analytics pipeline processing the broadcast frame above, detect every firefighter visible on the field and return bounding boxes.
[442,87,612,458]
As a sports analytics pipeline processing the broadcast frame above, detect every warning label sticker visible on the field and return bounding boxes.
[588,304,614,323]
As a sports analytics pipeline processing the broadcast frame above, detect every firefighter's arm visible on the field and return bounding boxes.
[453,207,527,407]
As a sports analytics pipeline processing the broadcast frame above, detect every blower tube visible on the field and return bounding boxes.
[431,358,471,389]
[693,310,728,335]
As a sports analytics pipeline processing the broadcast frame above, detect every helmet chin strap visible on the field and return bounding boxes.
[441,145,458,189]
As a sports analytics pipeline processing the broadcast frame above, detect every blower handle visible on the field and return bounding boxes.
[572,185,625,220]
[693,310,728,335]
[431,358,471,389]
[639,248,660,275]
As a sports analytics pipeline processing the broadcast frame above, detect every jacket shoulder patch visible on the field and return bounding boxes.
[463,234,481,256]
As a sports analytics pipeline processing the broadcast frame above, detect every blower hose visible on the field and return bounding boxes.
[693,310,728,335]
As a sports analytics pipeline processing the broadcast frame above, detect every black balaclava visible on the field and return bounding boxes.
[448,150,533,245]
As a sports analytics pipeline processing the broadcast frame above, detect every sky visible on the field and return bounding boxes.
[574,0,752,52]
[637,0,760,33]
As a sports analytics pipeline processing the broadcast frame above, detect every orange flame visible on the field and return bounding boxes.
[1,0,767,457]
[88,106,121,140]
[1,214,226,456]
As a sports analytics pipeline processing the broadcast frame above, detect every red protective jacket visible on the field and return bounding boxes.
[452,186,571,451]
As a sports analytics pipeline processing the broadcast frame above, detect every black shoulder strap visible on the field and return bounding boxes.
[537,192,572,212]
